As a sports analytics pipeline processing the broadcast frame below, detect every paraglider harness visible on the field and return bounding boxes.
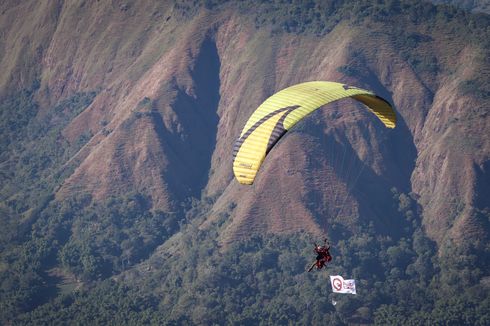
[308,239,332,272]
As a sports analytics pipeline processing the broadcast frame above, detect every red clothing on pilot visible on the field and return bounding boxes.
[314,240,332,269]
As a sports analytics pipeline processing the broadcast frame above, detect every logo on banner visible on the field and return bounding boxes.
[332,277,343,291]
[330,275,356,294]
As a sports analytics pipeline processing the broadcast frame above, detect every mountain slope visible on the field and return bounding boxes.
[0,0,489,323]
[1,0,488,257]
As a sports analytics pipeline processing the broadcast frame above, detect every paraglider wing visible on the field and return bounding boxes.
[232,81,396,185]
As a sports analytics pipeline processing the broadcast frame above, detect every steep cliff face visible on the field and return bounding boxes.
[1,1,488,251]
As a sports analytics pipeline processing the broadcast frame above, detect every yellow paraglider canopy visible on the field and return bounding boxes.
[232,81,396,185]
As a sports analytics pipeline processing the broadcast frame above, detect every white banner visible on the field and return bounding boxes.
[330,275,356,294]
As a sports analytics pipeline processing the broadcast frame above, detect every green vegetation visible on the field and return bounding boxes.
[0,86,97,248]
[0,192,181,322]
[1,186,488,325]
[0,87,96,204]
[0,87,99,320]
[182,0,490,46]
[57,193,179,280]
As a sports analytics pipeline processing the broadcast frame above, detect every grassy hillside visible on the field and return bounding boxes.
[0,0,489,324]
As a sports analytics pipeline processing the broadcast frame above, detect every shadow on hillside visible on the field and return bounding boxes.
[152,37,221,201]
[290,100,417,240]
